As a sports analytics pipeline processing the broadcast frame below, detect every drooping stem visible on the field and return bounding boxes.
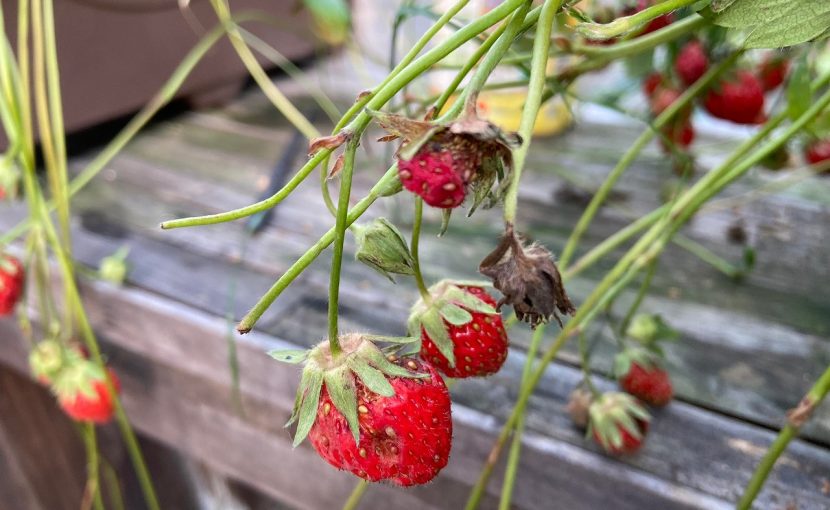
[618,258,657,337]
[327,141,358,356]
[578,330,600,397]
[82,423,104,510]
[411,198,431,301]
[737,363,830,510]
[502,0,560,225]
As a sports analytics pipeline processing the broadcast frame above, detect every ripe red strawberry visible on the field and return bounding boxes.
[420,285,508,378]
[57,365,120,423]
[588,392,650,455]
[650,86,684,117]
[675,40,709,87]
[0,254,25,316]
[308,357,451,486]
[704,71,765,125]
[398,144,468,208]
[805,138,830,169]
[642,73,664,98]
[758,56,789,92]
[619,361,674,406]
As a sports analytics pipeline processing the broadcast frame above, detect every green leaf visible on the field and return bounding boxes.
[711,0,739,12]
[268,349,309,364]
[787,59,811,122]
[713,0,830,48]
[324,367,360,445]
[421,308,455,366]
[440,303,473,326]
[292,368,323,446]
[349,358,394,397]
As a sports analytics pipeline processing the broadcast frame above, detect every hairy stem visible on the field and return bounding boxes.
[411,198,431,300]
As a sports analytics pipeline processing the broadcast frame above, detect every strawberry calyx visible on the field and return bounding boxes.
[587,392,651,453]
[269,333,426,447]
[51,357,109,402]
[407,279,499,368]
[613,346,660,379]
[28,339,77,384]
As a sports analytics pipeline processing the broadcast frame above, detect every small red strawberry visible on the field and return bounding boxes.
[642,73,664,98]
[649,86,685,118]
[615,348,673,406]
[0,253,25,316]
[398,144,467,208]
[374,101,521,211]
[308,357,451,486]
[588,392,650,455]
[418,284,508,378]
[55,362,120,423]
[758,56,789,92]
[704,71,765,125]
[273,333,453,486]
[675,40,709,87]
[804,138,830,168]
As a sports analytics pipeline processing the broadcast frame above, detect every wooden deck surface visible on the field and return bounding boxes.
[1,85,830,509]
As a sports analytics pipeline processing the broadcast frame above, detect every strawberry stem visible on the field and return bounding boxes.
[737,363,830,510]
[342,480,369,510]
[327,141,359,357]
[411,198,432,302]
[618,258,657,337]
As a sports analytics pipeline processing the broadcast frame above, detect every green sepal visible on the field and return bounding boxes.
[439,209,452,237]
[613,348,659,379]
[361,342,425,379]
[324,366,360,445]
[348,357,394,397]
[439,303,473,326]
[291,368,324,447]
[353,218,415,281]
[443,284,497,315]
[421,308,455,367]
[363,334,420,345]
[269,349,309,365]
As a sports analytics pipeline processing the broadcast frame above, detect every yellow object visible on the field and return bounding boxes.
[475,89,573,137]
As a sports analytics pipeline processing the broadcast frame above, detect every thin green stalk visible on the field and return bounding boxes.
[209,0,318,140]
[82,423,104,510]
[411,198,431,301]
[672,234,740,278]
[502,0,560,225]
[577,330,600,397]
[737,363,830,510]
[558,50,741,268]
[618,258,657,336]
[577,0,700,40]
[327,142,358,355]
[342,480,369,510]
[497,325,546,510]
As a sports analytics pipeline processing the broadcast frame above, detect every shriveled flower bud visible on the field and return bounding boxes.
[353,218,415,281]
[567,386,594,429]
[479,225,575,328]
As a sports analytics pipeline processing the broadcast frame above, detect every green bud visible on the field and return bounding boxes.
[354,218,415,282]
[626,313,677,345]
[99,246,129,285]
[29,339,64,383]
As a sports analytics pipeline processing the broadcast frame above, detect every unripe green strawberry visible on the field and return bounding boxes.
[588,392,650,455]
[419,285,508,378]
[308,357,451,486]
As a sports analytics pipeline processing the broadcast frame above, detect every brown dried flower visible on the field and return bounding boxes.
[479,225,575,328]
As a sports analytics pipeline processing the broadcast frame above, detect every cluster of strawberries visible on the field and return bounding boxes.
[1,253,120,424]
[569,314,675,455]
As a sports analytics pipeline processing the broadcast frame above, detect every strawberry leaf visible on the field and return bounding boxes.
[268,349,309,365]
[439,303,473,326]
[713,0,830,48]
[292,368,323,446]
[324,367,360,445]
[421,308,455,367]
[348,357,394,397]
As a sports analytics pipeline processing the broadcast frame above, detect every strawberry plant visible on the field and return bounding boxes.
[2,0,830,509]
